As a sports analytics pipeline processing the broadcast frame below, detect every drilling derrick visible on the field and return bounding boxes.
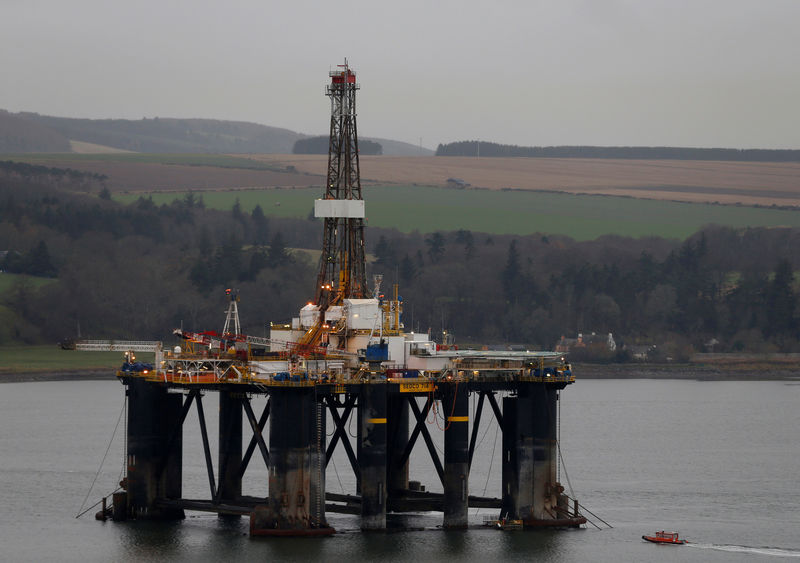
[315,60,367,310]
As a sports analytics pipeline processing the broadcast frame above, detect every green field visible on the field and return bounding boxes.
[3,153,282,170]
[0,345,134,374]
[0,273,57,294]
[115,185,800,240]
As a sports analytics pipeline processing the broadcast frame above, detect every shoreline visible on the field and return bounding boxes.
[575,362,800,381]
[3,363,800,383]
[0,369,119,384]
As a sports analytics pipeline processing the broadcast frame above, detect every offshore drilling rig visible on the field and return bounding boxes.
[102,61,586,535]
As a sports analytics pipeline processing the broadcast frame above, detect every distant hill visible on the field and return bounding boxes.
[0,111,432,156]
[0,111,71,152]
[15,113,304,154]
[436,140,800,162]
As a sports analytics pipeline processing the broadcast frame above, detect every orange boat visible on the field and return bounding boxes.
[642,531,686,545]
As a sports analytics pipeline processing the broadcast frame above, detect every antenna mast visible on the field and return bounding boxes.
[222,288,241,336]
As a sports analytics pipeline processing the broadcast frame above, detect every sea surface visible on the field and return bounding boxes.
[1,378,799,562]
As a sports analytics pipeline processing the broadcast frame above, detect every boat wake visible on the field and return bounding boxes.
[686,543,800,558]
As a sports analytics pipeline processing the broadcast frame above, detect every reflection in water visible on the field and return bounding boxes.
[119,520,187,558]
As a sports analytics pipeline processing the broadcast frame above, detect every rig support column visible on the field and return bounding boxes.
[251,387,329,533]
[386,394,409,493]
[359,383,387,530]
[501,395,524,520]
[125,379,184,520]
[217,389,242,512]
[501,383,561,525]
[443,382,469,528]
[529,384,559,521]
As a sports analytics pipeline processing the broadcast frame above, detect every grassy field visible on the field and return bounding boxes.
[115,185,800,240]
[0,345,135,374]
[0,273,57,293]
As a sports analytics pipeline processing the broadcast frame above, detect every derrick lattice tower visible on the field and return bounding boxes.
[314,60,367,310]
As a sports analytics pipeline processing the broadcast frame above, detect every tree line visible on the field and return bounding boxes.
[435,141,800,162]
[369,227,799,358]
[1,172,798,358]
[293,136,382,155]
[2,160,108,191]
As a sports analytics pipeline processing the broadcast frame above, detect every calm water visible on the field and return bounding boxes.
[1,378,799,562]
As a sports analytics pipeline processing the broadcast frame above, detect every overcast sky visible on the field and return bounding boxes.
[2,0,799,150]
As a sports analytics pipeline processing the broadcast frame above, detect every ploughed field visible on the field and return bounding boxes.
[252,155,800,207]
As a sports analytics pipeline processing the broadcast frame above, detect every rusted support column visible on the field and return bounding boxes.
[443,382,469,528]
[528,384,559,522]
[500,383,562,525]
[216,388,242,514]
[125,379,184,520]
[358,383,387,530]
[252,386,332,534]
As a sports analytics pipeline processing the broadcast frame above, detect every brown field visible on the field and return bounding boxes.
[21,154,800,207]
[250,155,800,207]
[68,140,134,154]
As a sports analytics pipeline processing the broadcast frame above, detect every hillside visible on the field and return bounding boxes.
[367,137,433,157]
[17,113,304,153]
[0,111,71,153]
[0,111,431,156]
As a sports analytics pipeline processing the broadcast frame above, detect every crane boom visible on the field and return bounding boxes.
[72,340,161,352]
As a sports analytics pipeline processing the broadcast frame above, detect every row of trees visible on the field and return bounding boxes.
[2,173,800,356]
[435,141,800,162]
[368,226,800,355]
[1,160,107,191]
[293,136,382,155]
[0,178,317,343]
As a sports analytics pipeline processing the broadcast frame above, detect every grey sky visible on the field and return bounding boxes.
[2,0,799,149]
